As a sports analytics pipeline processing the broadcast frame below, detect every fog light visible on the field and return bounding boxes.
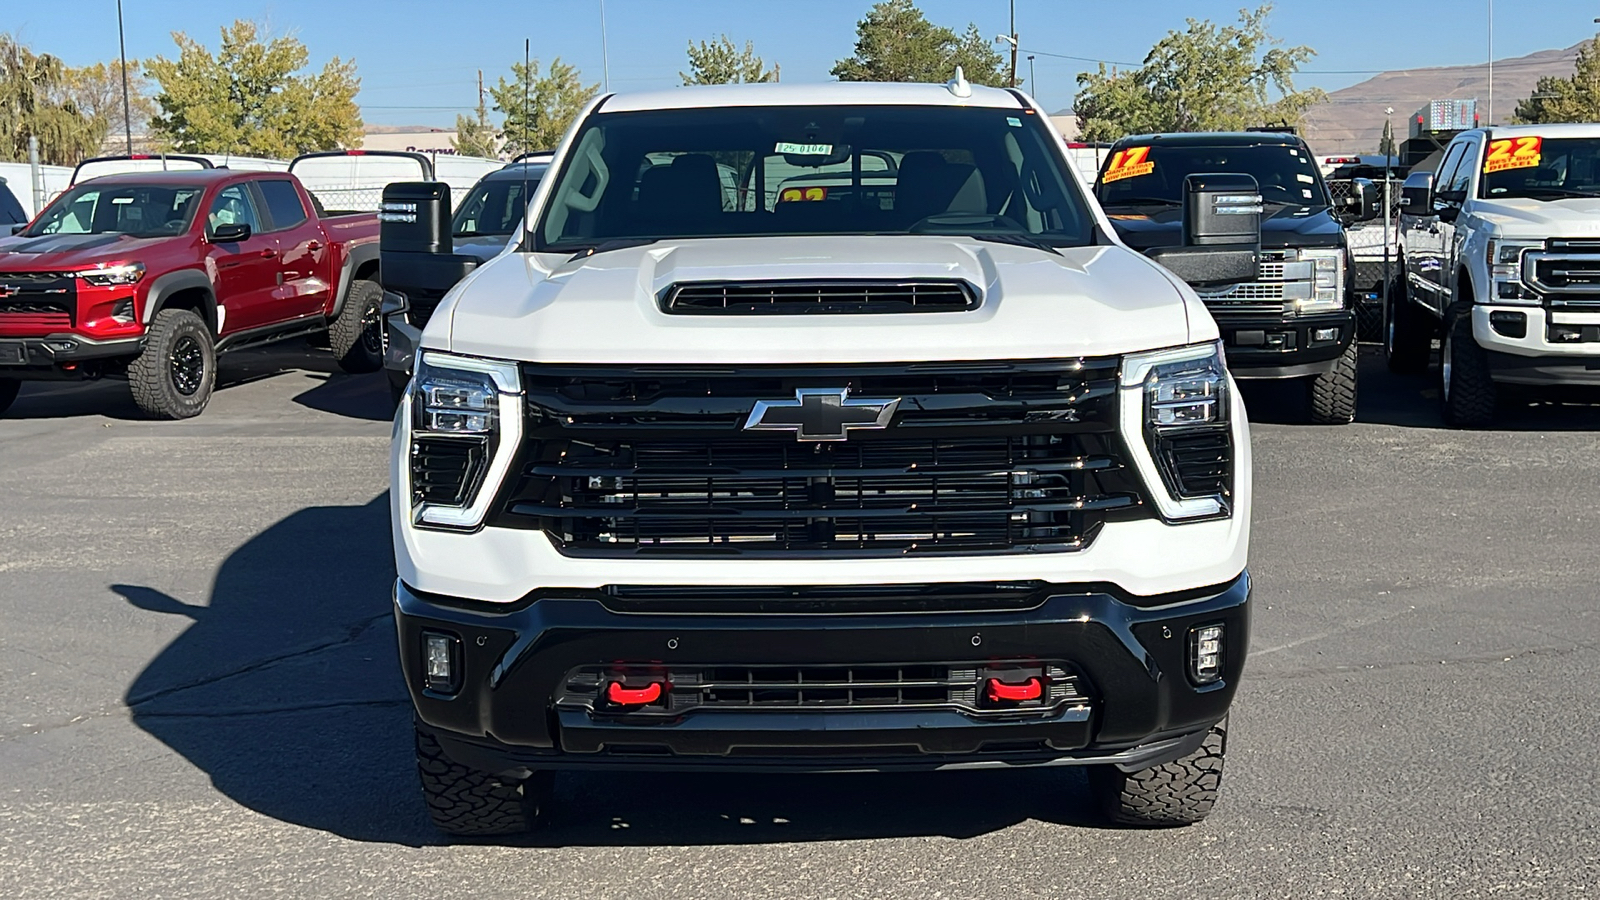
[422,631,460,694]
[1190,624,1224,684]
[1313,327,1338,342]
[1490,311,1527,339]
[110,299,135,324]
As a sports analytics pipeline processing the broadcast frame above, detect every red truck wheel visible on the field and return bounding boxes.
[129,309,215,419]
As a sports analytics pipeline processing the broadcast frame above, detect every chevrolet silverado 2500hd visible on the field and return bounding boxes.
[1388,124,1600,426]
[392,79,1253,835]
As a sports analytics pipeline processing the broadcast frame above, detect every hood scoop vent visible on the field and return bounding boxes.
[660,279,980,316]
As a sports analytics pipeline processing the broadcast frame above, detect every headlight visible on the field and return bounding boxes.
[79,262,145,286]
[1486,239,1542,305]
[1296,249,1344,314]
[408,351,522,530]
[1120,342,1232,521]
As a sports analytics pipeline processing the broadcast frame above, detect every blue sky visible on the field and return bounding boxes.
[9,0,1596,127]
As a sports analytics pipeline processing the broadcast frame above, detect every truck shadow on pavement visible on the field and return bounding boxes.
[117,494,1110,848]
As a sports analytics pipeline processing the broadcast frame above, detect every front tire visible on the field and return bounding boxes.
[129,308,215,419]
[331,280,385,375]
[0,378,19,417]
[1440,301,1496,427]
[1307,338,1358,425]
[1384,270,1432,374]
[1089,719,1227,827]
[416,728,550,836]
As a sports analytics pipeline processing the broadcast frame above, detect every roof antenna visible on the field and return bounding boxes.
[946,66,971,99]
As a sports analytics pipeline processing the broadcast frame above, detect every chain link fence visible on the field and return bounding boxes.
[1327,178,1407,340]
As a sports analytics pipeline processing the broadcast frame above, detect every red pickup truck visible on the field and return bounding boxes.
[0,167,382,418]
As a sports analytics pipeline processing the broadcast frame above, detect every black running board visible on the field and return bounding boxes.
[214,317,329,355]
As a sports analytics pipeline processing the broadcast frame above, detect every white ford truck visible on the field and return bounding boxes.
[1389,123,1600,425]
[390,79,1253,835]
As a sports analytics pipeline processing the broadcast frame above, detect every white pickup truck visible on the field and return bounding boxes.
[1389,124,1600,425]
[389,78,1253,835]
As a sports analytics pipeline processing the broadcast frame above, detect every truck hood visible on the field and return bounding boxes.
[0,232,180,269]
[1473,196,1600,237]
[437,235,1201,365]
[1105,203,1344,251]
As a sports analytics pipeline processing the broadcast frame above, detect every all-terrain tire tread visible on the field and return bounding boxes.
[330,279,384,374]
[1308,339,1358,424]
[1092,721,1227,827]
[415,728,539,836]
[128,308,214,419]
[1441,303,1496,427]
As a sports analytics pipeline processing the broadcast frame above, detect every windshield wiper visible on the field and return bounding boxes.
[968,232,1061,255]
[564,237,658,260]
[1099,197,1182,207]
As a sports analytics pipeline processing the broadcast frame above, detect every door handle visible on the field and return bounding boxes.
[260,249,278,258]
[306,241,322,251]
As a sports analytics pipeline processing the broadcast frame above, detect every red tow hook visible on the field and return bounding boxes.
[606,681,664,706]
[985,677,1043,703]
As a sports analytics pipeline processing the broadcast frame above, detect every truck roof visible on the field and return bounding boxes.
[72,168,265,187]
[599,81,1027,113]
[1475,124,1600,139]
[1114,132,1305,147]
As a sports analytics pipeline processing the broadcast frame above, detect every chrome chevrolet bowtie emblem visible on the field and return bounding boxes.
[0,285,17,299]
[744,388,901,441]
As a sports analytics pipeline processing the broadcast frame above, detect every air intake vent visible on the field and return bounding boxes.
[660,280,979,315]
[410,437,486,506]
[1154,428,1231,499]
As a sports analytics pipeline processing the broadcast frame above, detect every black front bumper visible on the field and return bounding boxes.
[1213,309,1354,379]
[395,572,1250,776]
[0,333,145,379]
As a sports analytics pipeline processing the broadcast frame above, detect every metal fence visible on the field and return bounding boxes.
[1326,177,1407,340]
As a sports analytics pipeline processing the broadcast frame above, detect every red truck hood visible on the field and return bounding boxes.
[0,232,180,270]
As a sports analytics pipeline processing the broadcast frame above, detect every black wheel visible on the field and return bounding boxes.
[0,378,19,417]
[416,727,550,836]
[1384,269,1432,374]
[129,308,215,419]
[330,280,385,375]
[1440,301,1496,427]
[1307,339,1358,425]
[1089,719,1227,827]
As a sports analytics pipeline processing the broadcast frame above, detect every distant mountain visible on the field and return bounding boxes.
[1301,42,1586,155]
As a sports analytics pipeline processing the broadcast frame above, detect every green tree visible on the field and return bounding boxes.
[0,34,102,165]
[1513,35,1600,124]
[64,59,156,152]
[1074,5,1323,141]
[453,71,498,157]
[681,35,778,85]
[146,20,362,157]
[831,0,1008,87]
[489,57,597,156]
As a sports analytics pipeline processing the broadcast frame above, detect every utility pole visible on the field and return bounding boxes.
[1027,55,1036,94]
[1487,0,1494,124]
[1008,0,1019,89]
[600,0,611,93]
[116,0,133,153]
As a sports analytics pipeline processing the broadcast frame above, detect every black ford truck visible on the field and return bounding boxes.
[1097,132,1378,423]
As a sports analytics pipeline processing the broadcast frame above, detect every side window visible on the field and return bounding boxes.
[1431,144,1465,199]
[256,180,307,231]
[1444,141,1478,195]
[207,185,262,234]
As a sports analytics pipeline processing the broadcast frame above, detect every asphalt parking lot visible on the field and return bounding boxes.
[2,345,1598,899]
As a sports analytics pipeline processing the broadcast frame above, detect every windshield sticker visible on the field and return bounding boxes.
[1006,117,1023,127]
[1103,147,1155,183]
[1302,188,1313,199]
[1484,137,1542,174]
[775,142,833,156]
[1297,173,1314,183]
[779,186,828,203]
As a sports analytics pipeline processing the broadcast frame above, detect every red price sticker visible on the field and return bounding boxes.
[1484,137,1543,174]
[1103,147,1155,183]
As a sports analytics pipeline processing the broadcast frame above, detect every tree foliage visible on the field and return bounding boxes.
[146,20,362,157]
[0,34,103,165]
[831,0,1008,87]
[1074,5,1324,141]
[453,76,497,158]
[682,35,777,85]
[1513,35,1600,124]
[64,59,156,152]
[489,57,597,156]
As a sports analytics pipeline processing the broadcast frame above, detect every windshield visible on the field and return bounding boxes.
[1097,142,1327,207]
[23,183,202,238]
[534,105,1094,251]
[453,166,545,237]
[1479,137,1600,200]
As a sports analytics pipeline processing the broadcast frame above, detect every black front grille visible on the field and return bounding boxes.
[490,360,1148,557]
[661,279,979,315]
[0,272,76,325]
[410,437,486,506]
[1154,428,1231,499]
[559,662,1088,719]
[599,581,1051,614]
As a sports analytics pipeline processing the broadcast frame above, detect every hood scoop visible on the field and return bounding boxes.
[659,279,980,316]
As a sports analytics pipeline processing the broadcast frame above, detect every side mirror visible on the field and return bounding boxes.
[1399,173,1435,218]
[8,223,23,235]
[1351,178,1380,222]
[210,222,252,243]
